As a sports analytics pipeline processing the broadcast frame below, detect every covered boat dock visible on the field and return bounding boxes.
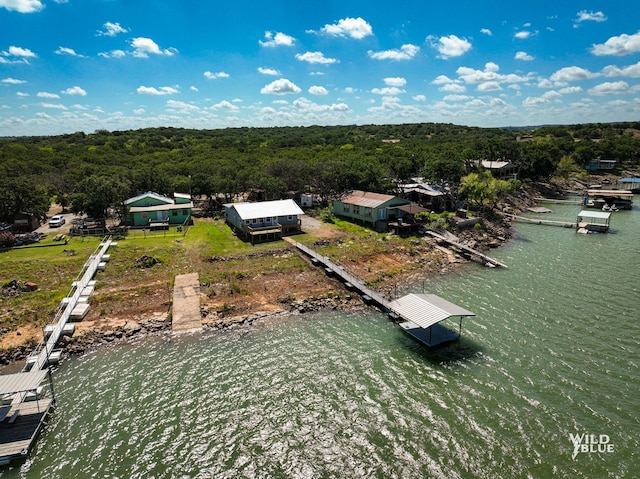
[0,370,55,465]
[576,210,611,233]
[388,293,476,346]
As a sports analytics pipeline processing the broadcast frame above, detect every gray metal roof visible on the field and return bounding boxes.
[578,210,611,219]
[388,293,475,329]
[0,370,48,396]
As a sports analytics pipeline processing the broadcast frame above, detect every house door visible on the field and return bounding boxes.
[379,208,387,220]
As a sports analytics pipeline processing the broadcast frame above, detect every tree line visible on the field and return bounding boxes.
[1,121,639,223]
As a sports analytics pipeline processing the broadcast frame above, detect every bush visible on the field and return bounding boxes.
[0,232,16,248]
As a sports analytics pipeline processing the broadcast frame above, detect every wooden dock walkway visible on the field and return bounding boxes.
[283,237,391,311]
[504,213,575,228]
[425,231,508,268]
[171,273,202,331]
[0,236,115,465]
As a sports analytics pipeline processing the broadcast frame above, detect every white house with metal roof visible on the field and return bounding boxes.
[224,199,304,243]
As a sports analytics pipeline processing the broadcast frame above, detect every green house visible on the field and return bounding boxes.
[124,192,193,227]
[332,190,411,230]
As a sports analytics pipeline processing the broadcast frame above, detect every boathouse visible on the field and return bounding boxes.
[332,190,412,231]
[224,199,304,243]
[576,210,611,233]
[124,192,193,227]
[388,293,476,346]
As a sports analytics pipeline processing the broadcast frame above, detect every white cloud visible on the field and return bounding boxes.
[260,78,301,95]
[372,86,405,95]
[1,45,37,63]
[133,108,145,115]
[523,96,548,107]
[62,86,87,96]
[588,81,629,96]
[292,97,349,113]
[384,77,406,87]
[368,44,420,61]
[98,50,126,59]
[97,21,128,37]
[575,10,607,24]
[16,91,29,97]
[55,46,86,57]
[439,83,466,93]
[41,103,68,110]
[308,85,328,95]
[515,31,532,39]
[443,94,470,102]
[1,77,26,84]
[190,86,198,92]
[258,67,280,76]
[211,100,239,111]
[0,0,43,13]
[131,37,177,58]
[550,66,595,82]
[37,92,60,98]
[559,86,583,94]
[602,61,640,78]
[204,71,230,79]
[317,17,373,39]
[413,94,426,101]
[480,28,492,36]
[477,81,502,92]
[295,51,338,65]
[136,86,179,95]
[591,31,640,56]
[166,100,200,113]
[259,31,295,47]
[515,51,534,61]
[430,34,472,59]
[456,62,530,86]
[432,75,455,85]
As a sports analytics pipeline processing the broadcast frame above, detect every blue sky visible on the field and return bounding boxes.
[1,0,639,136]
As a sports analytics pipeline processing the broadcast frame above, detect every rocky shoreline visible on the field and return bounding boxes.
[0,187,541,368]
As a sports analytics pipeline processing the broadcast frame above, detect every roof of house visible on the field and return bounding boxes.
[124,191,174,206]
[388,293,475,330]
[226,199,304,220]
[129,202,194,213]
[339,190,407,208]
[480,160,514,169]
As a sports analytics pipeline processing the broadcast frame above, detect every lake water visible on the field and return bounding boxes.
[2,200,639,478]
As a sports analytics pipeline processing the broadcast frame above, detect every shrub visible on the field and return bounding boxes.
[0,232,16,248]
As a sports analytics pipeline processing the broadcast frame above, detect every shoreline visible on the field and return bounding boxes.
[0,188,539,368]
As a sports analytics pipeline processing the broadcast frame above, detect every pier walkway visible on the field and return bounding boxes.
[171,273,202,331]
[0,237,115,465]
[284,237,476,347]
[425,231,508,268]
[504,213,575,228]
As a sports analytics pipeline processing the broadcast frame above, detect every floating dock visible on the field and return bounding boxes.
[284,237,477,347]
[425,231,508,268]
[0,237,115,465]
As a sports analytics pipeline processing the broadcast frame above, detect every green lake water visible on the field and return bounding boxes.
[2,199,639,478]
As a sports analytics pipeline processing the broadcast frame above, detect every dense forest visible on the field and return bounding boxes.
[1,121,639,223]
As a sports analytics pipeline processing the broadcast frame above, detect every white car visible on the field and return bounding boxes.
[49,215,66,227]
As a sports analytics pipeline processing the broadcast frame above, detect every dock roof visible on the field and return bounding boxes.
[388,293,475,329]
[578,210,611,219]
[0,370,48,396]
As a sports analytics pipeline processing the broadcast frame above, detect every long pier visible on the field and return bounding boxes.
[425,231,508,268]
[283,237,391,311]
[504,214,575,228]
[0,236,115,465]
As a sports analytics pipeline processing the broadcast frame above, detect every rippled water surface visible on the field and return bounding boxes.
[2,201,639,478]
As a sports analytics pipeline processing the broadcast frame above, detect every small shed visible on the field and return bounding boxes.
[12,213,40,233]
[124,192,193,227]
[224,199,304,243]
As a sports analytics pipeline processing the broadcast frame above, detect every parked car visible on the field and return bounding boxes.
[49,215,66,227]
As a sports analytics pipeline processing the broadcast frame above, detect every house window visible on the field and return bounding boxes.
[182,208,189,215]
[172,210,178,216]
[343,204,350,213]
[251,218,258,224]
[288,215,294,221]
[364,207,372,218]
[142,213,148,220]
[353,205,360,215]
